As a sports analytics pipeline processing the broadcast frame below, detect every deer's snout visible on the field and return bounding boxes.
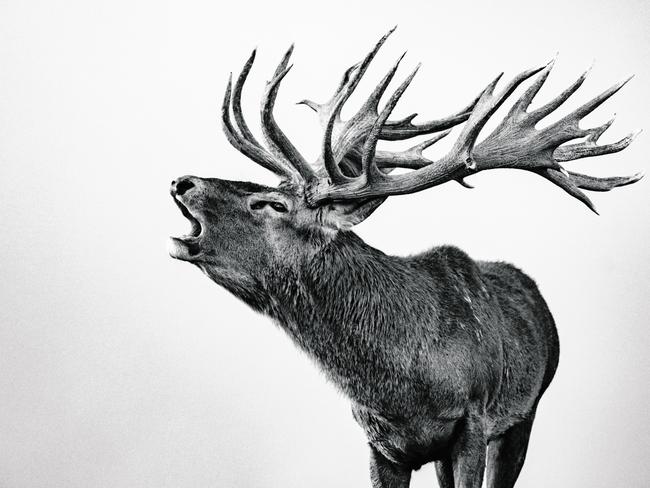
[171,176,200,197]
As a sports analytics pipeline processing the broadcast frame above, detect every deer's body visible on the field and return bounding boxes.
[169,30,639,488]
[216,229,559,472]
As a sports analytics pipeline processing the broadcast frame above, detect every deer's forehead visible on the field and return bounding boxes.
[205,179,297,199]
[218,179,274,194]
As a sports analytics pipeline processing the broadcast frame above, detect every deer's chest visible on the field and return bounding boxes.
[352,404,462,468]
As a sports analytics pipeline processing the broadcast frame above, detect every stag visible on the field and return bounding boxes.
[169,29,641,488]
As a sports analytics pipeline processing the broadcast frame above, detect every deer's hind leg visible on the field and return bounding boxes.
[485,415,535,488]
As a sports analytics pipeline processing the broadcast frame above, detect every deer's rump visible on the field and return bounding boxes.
[476,260,559,437]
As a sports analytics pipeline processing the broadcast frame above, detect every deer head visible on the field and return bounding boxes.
[169,28,642,293]
[168,174,343,304]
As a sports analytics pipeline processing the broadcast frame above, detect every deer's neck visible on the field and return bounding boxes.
[261,231,443,410]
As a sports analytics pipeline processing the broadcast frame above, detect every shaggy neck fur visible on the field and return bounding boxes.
[228,231,488,414]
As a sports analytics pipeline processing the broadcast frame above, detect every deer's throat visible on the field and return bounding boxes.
[261,236,419,407]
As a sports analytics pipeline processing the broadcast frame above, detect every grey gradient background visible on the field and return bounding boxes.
[1,0,649,487]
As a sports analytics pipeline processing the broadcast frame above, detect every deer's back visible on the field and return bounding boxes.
[475,259,559,430]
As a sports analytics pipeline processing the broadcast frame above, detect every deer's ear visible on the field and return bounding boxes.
[321,197,387,230]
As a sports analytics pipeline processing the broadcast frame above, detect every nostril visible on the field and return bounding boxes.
[176,179,195,196]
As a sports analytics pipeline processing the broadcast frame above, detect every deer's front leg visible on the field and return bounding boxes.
[369,445,411,488]
[451,414,487,488]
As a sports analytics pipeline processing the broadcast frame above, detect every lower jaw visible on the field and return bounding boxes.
[168,237,201,260]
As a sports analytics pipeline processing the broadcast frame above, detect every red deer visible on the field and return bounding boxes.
[168,29,641,488]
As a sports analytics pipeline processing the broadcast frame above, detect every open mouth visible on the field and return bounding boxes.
[173,197,202,240]
[169,196,203,258]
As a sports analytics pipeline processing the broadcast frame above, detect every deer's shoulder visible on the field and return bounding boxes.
[409,245,482,280]
[476,260,541,298]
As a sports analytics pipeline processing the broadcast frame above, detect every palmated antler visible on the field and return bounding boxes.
[221,29,642,214]
[305,52,642,213]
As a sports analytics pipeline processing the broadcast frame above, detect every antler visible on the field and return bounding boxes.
[220,29,641,214]
[221,48,315,184]
[305,52,642,213]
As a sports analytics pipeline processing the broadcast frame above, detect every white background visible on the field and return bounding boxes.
[1,0,649,487]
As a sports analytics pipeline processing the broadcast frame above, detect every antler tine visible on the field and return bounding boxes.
[318,28,399,183]
[300,27,397,123]
[296,62,360,125]
[457,64,548,162]
[221,74,297,178]
[343,26,398,101]
[567,170,644,191]
[360,51,408,114]
[260,45,315,182]
[538,165,643,214]
[362,65,421,180]
[369,132,472,188]
[373,131,452,169]
[322,29,399,132]
[555,123,640,162]
[322,52,406,184]
[545,126,642,212]
[528,64,591,122]
[232,50,265,148]
[335,130,457,187]
[505,58,555,119]
[587,116,616,142]
[538,168,598,213]
[545,76,633,143]
[379,86,482,141]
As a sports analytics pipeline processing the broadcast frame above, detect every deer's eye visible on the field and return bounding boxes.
[269,202,288,213]
[248,200,289,213]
